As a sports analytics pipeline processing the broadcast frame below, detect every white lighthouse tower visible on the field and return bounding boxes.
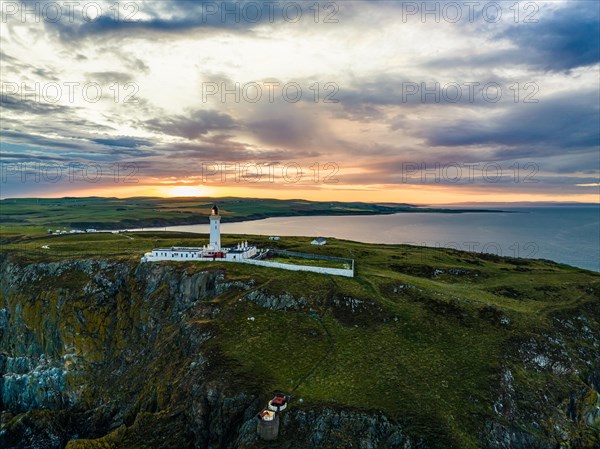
[209,204,221,251]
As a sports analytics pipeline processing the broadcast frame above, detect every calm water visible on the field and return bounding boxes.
[138,207,600,271]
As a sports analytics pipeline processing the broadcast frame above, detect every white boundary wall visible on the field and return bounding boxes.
[141,253,354,277]
[239,258,354,277]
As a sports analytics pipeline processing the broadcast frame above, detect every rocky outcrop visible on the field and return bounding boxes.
[243,290,307,310]
[0,355,70,413]
[0,257,417,449]
[0,256,598,449]
[189,384,260,449]
[485,323,600,449]
[282,408,420,449]
[0,258,227,448]
[235,407,422,449]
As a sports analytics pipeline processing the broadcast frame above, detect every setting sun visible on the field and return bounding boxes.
[166,186,211,197]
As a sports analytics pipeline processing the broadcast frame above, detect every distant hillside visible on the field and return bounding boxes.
[0,233,598,448]
[0,196,502,231]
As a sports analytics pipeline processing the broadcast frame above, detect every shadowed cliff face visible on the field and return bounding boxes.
[0,256,598,449]
[0,258,417,449]
[0,258,263,448]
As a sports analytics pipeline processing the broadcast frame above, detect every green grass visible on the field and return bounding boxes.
[0,196,497,231]
[268,254,350,269]
[2,228,598,449]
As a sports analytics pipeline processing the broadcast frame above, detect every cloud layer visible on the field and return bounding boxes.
[1,0,598,201]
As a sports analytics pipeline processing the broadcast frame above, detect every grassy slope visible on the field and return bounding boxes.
[2,230,599,448]
[0,196,496,231]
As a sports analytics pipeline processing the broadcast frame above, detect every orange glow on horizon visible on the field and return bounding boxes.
[162,185,213,197]
[11,183,599,205]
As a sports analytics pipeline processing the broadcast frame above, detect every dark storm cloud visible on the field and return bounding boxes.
[362,152,597,178]
[1,103,115,143]
[0,129,88,151]
[338,155,600,193]
[0,129,157,161]
[143,109,237,139]
[39,1,293,42]
[1,110,156,161]
[422,90,599,153]
[426,2,600,72]
[91,136,154,149]
[0,147,74,163]
[500,2,600,72]
[335,74,519,115]
[0,96,123,155]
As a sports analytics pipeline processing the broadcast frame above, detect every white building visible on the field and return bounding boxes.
[142,205,258,263]
[144,244,257,262]
[140,205,354,277]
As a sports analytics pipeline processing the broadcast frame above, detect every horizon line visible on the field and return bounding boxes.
[1,195,599,206]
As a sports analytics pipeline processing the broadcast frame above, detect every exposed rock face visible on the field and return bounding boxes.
[0,258,417,449]
[484,421,556,449]
[0,256,598,449]
[0,355,70,412]
[243,290,306,310]
[486,326,600,449]
[236,407,423,449]
[189,384,260,449]
[281,408,421,449]
[0,258,240,448]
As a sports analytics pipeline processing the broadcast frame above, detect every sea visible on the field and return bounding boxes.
[135,207,600,272]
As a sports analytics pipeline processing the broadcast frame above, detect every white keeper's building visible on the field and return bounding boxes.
[142,205,258,262]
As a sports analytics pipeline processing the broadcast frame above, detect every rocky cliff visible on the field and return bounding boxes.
[0,254,598,449]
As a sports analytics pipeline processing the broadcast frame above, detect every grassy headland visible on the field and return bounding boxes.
[0,196,503,233]
[1,230,598,447]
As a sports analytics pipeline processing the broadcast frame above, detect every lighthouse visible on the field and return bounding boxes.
[209,204,221,251]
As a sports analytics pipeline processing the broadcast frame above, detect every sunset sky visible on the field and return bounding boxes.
[1,0,599,203]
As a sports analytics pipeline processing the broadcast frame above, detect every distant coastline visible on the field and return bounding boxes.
[109,207,514,230]
[0,197,513,231]
[129,207,599,272]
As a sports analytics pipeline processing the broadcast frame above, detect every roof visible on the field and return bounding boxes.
[154,247,202,252]
[271,396,287,406]
[258,410,275,421]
